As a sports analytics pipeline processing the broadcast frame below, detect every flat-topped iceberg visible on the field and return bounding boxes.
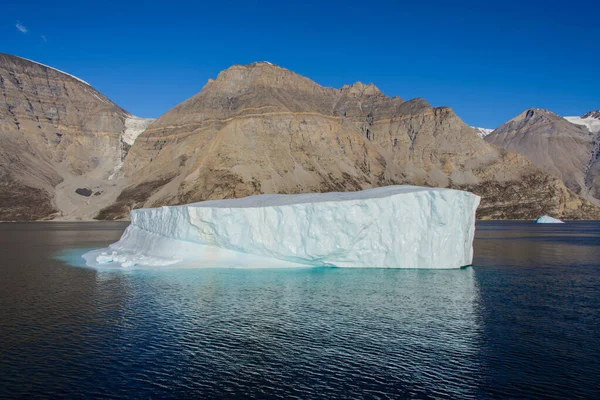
[534,216,564,224]
[84,186,480,269]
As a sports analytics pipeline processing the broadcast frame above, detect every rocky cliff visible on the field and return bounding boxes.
[581,110,600,120]
[0,53,153,220]
[98,62,600,220]
[486,108,600,207]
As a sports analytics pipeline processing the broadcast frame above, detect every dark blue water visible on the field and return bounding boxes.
[0,221,599,399]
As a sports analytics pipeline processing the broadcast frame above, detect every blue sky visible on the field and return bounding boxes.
[1,0,598,128]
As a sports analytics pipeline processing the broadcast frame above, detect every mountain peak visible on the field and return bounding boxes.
[223,61,284,72]
[205,61,321,95]
[581,110,600,119]
[210,61,289,82]
[512,108,559,123]
[1,53,92,87]
[340,82,382,96]
[204,63,388,101]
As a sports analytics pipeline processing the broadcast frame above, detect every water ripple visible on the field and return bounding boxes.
[0,222,599,398]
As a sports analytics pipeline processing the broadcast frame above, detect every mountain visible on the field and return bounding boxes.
[582,111,600,119]
[0,53,153,220]
[97,62,600,220]
[565,110,600,133]
[485,108,600,206]
[471,127,494,138]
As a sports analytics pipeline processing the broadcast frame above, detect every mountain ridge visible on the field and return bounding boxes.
[1,55,599,220]
[565,110,600,133]
[485,108,600,206]
[0,53,153,220]
[99,63,600,220]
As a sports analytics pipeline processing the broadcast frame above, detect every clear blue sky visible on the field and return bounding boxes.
[1,0,598,128]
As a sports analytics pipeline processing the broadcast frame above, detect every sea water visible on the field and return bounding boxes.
[0,221,599,398]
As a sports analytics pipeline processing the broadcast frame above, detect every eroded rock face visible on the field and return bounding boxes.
[99,62,600,220]
[486,108,600,207]
[0,53,137,220]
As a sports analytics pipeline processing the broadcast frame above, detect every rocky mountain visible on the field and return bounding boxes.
[0,53,153,220]
[582,110,600,119]
[485,108,600,206]
[565,110,600,133]
[97,62,600,220]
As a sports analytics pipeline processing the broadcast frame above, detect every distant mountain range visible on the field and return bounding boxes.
[486,109,600,207]
[476,110,600,137]
[1,53,599,220]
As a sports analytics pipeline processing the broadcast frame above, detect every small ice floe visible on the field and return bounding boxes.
[534,216,565,224]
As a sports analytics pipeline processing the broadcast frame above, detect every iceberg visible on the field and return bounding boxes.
[534,216,565,224]
[84,186,480,269]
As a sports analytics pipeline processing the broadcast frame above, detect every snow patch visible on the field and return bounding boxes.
[107,162,124,181]
[83,185,480,269]
[17,56,92,87]
[84,89,111,105]
[564,116,600,133]
[472,127,494,138]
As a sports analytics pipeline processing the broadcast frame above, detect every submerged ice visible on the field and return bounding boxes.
[84,186,480,269]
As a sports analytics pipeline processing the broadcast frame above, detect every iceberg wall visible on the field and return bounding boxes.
[85,186,480,269]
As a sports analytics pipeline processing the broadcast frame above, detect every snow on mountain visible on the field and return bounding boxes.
[472,126,494,138]
[582,110,600,119]
[123,115,156,145]
[84,185,480,269]
[565,112,600,133]
[18,56,92,87]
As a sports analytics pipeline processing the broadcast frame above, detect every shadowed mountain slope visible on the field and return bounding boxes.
[486,108,600,206]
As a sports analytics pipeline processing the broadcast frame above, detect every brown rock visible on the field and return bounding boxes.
[0,53,151,220]
[485,108,600,207]
[100,62,600,220]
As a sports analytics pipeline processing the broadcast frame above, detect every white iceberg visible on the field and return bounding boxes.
[83,186,480,269]
[534,215,565,224]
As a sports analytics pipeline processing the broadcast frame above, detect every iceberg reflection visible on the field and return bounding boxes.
[88,266,484,398]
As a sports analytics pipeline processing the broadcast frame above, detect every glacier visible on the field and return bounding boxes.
[565,116,600,133]
[123,115,156,146]
[471,126,494,138]
[534,216,565,224]
[83,186,480,269]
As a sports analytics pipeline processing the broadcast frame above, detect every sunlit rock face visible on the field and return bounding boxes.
[85,186,480,269]
[0,53,147,220]
[100,62,600,221]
